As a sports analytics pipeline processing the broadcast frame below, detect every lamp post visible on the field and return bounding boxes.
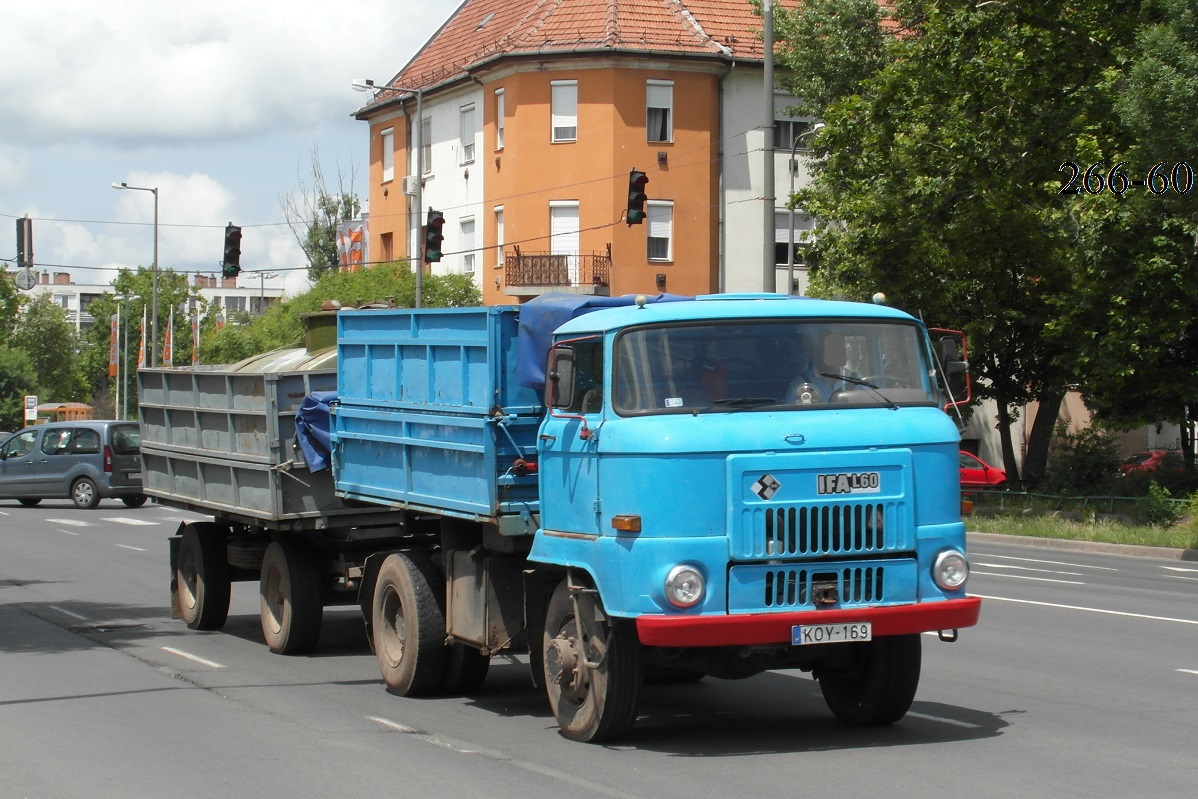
[256,271,279,313]
[111,182,160,366]
[353,78,424,307]
[786,123,825,296]
[114,293,138,420]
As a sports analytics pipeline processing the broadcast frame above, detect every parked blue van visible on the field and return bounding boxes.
[0,421,145,509]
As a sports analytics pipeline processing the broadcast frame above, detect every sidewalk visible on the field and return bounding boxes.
[967,530,1198,562]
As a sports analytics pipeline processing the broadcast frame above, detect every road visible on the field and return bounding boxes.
[2,500,1196,798]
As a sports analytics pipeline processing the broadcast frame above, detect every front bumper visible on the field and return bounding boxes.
[635,595,981,648]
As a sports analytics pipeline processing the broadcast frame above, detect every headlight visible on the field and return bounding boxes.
[933,549,970,591]
[665,565,705,608]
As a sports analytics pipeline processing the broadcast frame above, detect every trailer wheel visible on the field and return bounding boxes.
[259,540,324,655]
[542,579,641,743]
[176,522,231,631]
[441,643,490,696]
[818,634,921,726]
[372,553,446,696]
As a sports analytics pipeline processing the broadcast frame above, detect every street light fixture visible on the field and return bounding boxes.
[256,271,279,312]
[114,293,139,421]
[786,123,825,296]
[111,182,160,366]
[353,78,425,307]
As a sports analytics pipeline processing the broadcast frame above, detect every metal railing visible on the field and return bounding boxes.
[504,245,611,292]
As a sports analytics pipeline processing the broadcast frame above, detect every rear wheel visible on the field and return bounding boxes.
[176,523,231,631]
[259,540,324,655]
[71,477,100,509]
[818,634,921,726]
[543,579,641,743]
[16,498,41,507]
[372,552,446,696]
[441,643,491,695]
[121,495,147,508]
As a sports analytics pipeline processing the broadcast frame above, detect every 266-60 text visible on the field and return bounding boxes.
[1058,161,1194,196]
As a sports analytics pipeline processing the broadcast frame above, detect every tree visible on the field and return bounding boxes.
[281,148,362,283]
[10,293,85,403]
[0,345,37,431]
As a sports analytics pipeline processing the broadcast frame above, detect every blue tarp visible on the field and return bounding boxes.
[515,293,692,392]
[295,390,337,472]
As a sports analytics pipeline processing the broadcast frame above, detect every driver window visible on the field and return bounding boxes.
[569,341,604,414]
[4,430,38,459]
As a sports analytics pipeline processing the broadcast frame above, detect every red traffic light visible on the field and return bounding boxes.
[627,169,649,225]
[424,208,446,263]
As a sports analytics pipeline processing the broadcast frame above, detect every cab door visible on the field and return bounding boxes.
[537,339,603,537]
[0,429,42,498]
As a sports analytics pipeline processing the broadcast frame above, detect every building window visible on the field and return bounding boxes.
[551,80,577,142]
[459,103,476,164]
[494,206,505,268]
[647,201,673,261]
[550,201,580,283]
[461,218,476,274]
[775,117,818,150]
[646,81,673,143]
[495,89,505,150]
[774,210,816,265]
[421,117,432,174]
[381,127,395,182]
[380,232,393,263]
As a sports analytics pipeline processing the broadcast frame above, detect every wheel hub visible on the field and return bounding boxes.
[545,634,580,688]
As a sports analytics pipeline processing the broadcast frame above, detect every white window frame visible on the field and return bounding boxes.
[495,89,505,150]
[459,103,476,165]
[551,80,578,143]
[773,209,816,266]
[460,217,476,274]
[494,206,505,268]
[421,117,432,175]
[646,80,673,143]
[647,201,673,262]
[381,127,395,183]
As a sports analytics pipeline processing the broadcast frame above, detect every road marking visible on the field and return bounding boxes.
[1178,669,1198,676]
[974,593,1198,625]
[102,516,158,526]
[972,553,1118,571]
[974,562,1083,576]
[906,711,983,729]
[114,543,147,552]
[49,606,88,620]
[161,646,225,669]
[59,529,81,536]
[971,571,1084,585]
[46,518,88,527]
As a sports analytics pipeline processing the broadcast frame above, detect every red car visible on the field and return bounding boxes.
[1119,450,1186,476]
[959,451,1007,490]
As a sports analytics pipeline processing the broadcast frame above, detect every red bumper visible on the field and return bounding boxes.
[635,596,982,648]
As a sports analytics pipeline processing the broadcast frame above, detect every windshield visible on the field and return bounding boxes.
[612,319,937,415]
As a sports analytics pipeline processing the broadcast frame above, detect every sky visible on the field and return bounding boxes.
[0,0,450,298]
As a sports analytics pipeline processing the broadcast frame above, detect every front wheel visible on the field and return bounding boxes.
[818,634,921,726]
[121,495,147,508]
[71,477,100,509]
[259,540,324,655]
[542,579,641,743]
[176,522,231,631]
[371,552,446,696]
[17,498,41,507]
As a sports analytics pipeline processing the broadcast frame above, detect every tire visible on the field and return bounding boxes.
[121,495,148,508]
[542,579,641,743]
[441,643,491,696]
[176,523,231,631]
[17,498,41,507]
[227,536,270,571]
[818,634,921,726]
[71,477,100,509]
[259,540,324,655]
[372,552,447,696]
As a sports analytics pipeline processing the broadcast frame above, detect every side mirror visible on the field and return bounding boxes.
[930,329,971,411]
[546,345,577,410]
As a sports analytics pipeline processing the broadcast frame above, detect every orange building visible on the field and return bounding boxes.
[353,0,808,304]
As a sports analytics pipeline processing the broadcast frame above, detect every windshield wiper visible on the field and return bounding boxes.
[692,397,778,416]
[820,373,899,410]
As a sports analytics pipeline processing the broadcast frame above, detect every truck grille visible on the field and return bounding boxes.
[763,566,885,607]
[762,502,886,557]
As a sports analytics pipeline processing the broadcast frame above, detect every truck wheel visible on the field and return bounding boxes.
[71,477,100,509]
[372,553,446,696]
[177,523,231,631]
[441,643,490,695]
[818,634,921,726]
[259,541,324,655]
[542,579,641,743]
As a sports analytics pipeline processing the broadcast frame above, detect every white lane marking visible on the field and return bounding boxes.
[974,562,1083,576]
[161,646,225,669]
[102,516,158,526]
[1178,669,1198,676]
[971,571,1084,585]
[974,593,1198,625]
[46,518,88,527]
[114,544,147,552]
[1166,575,1198,582]
[369,716,418,734]
[49,606,88,620]
[1161,566,1198,573]
[972,553,1118,571]
[59,529,81,536]
[906,711,983,729]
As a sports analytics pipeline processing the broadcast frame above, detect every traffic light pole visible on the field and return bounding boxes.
[412,88,424,308]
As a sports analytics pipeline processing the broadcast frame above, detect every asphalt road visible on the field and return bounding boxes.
[2,500,1195,798]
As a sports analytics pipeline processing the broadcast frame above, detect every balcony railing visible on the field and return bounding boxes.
[503,244,611,296]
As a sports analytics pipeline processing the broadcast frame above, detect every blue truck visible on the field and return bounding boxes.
[142,292,980,743]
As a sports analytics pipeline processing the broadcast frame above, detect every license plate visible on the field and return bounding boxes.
[792,622,872,645]
[128,472,141,481]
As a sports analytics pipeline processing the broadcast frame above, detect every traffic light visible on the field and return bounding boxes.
[626,169,648,225]
[221,224,242,278]
[16,216,33,268]
[424,209,445,263]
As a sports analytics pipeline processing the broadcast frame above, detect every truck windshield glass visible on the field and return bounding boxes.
[612,319,936,415]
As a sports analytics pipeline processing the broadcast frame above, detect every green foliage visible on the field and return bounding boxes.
[1042,425,1122,496]
[9,293,85,402]
[1141,480,1185,527]
[0,345,37,431]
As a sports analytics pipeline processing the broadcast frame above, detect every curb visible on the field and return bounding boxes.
[967,531,1198,562]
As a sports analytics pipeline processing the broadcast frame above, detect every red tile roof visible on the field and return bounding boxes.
[371,0,801,98]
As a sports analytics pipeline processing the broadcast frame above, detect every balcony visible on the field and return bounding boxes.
[503,245,611,297]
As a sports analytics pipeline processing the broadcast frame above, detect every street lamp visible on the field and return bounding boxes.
[114,293,138,420]
[256,271,279,312]
[111,182,160,366]
[786,123,825,296]
[353,78,424,307]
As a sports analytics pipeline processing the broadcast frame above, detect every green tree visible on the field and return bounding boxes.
[0,345,37,431]
[281,149,362,282]
[10,294,85,403]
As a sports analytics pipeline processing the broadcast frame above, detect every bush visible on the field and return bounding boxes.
[1140,481,1185,527]
[1041,426,1122,496]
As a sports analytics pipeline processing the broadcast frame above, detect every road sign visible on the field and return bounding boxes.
[15,267,36,291]
[24,395,38,423]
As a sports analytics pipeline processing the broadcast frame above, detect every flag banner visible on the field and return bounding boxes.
[108,313,119,377]
[137,307,147,368]
[163,308,174,367]
[192,314,200,366]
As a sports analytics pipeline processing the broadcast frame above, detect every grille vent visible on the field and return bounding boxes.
[763,503,885,556]
[763,566,885,607]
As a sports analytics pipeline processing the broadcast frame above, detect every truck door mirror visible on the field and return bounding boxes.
[931,330,971,411]
[547,345,577,409]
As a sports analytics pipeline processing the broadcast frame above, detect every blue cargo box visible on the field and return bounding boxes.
[332,306,542,529]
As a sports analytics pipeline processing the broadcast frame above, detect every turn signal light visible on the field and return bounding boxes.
[611,514,642,533]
